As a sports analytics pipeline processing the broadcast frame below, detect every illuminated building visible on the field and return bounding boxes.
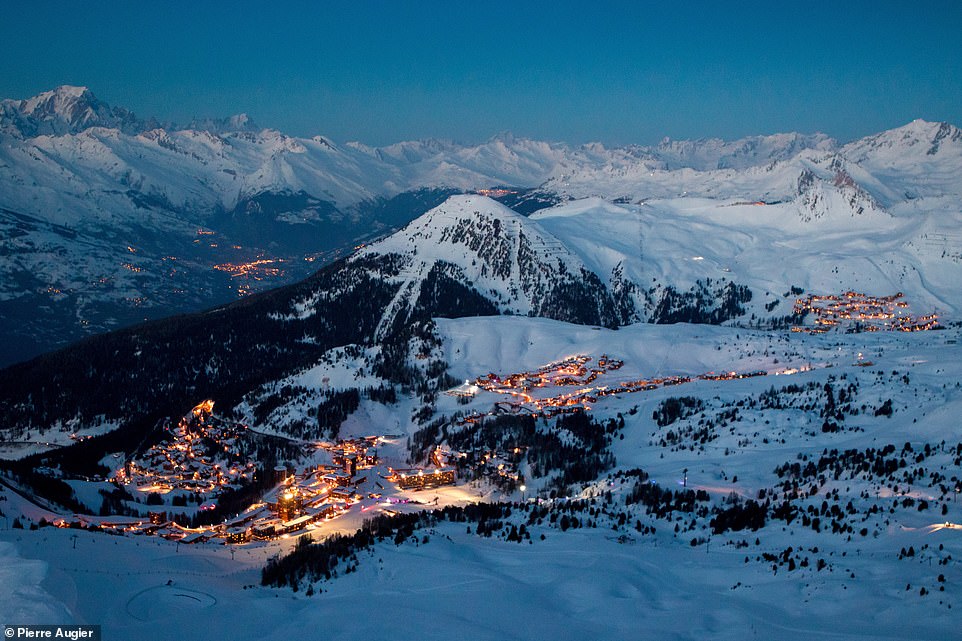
[395,467,457,490]
[321,472,352,487]
[343,454,357,477]
[272,490,303,521]
[225,527,251,544]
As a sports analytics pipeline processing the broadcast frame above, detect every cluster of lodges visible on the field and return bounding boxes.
[454,354,626,421]
[241,445,382,541]
[475,188,517,198]
[235,438,384,541]
[68,458,368,545]
[57,428,460,546]
[325,436,379,475]
[97,424,386,544]
[445,445,522,483]
[696,370,767,381]
[49,510,273,545]
[613,370,765,389]
[792,291,940,334]
[475,354,624,395]
[243,483,345,543]
[455,353,771,426]
[112,400,256,496]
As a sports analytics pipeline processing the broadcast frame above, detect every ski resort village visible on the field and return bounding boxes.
[3,313,962,639]
[3,179,962,639]
[19,342,821,547]
[2,79,962,639]
[47,400,458,545]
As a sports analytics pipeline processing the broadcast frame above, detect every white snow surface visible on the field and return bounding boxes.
[3,87,962,367]
[530,194,962,317]
[0,542,73,626]
[3,321,962,640]
[354,195,591,331]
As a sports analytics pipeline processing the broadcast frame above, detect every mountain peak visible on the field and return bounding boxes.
[21,84,98,117]
[843,119,962,161]
[1,85,144,137]
[354,194,620,335]
[363,194,526,253]
[487,131,520,145]
[885,118,960,142]
[49,84,91,98]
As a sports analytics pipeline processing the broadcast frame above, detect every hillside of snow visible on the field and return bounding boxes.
[530,192,962,321]
[3,318,961,640]
[351,195,620,336]
[2,86,961,366]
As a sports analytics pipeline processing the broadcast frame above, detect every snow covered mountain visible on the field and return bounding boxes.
[3,191,962,641]
[349,195,620,338]
[0,85,148,137]
[0,195,612,443]
[650,131,836,171]
[3,177,960,448]
[1,85,961,367]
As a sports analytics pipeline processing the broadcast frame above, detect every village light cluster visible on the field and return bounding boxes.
[792,291,940,334]
[457,354,623,417]
[112,400,256,495]
[50,348,830,547]
[449,353,773,426]
[51,342,832,548]
[212,257,287,297]
[474,188,518,198]
[63,405,458,545]
[212,257,285,280]
[438,354,803,488]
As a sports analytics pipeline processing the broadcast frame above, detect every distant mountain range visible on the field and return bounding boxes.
[1,85,961,366]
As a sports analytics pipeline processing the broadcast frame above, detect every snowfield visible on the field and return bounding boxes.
[3,320,961,640]
[3,87,961,366]
[530,196,962,320]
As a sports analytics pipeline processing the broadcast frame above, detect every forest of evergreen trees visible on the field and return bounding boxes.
[647,278,752,324]
[0,253,402,437]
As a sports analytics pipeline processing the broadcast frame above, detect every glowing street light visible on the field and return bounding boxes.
[520,484,527,502]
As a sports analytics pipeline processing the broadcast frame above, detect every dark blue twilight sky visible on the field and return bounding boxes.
[2,1,961,146]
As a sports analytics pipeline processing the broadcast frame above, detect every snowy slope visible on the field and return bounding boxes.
[2,85,962,369]
[532,184,961,320]
[3,320,962,640]
[841,119,962,202]
[345,195,620,336]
